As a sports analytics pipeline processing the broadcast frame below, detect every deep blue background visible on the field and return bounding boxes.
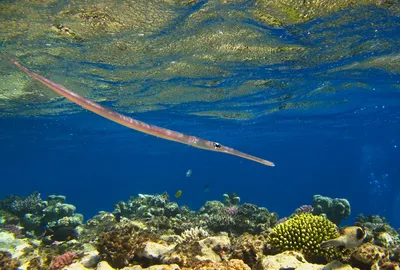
[1,107,399,227]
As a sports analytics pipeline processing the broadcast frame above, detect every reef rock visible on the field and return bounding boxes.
[0,231,26,253]
[255,251,355,270]
[351,242,389,267]
[195,236,230,262]
[64,262,92,270]
[255,251,315,270]
[0,230,36,265]
[80,250,101,268]
[231,233,266,267]
[161,235,230,266]
[121,264,180,270]
[96,261,114,270]
[375,232,395,248]
[137,241,174,260]
[191,259,251,270]
[324,260,355,270]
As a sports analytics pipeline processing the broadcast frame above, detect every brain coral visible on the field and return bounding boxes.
[268,213,342,262]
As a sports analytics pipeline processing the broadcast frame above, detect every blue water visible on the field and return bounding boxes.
[1,4,400,227]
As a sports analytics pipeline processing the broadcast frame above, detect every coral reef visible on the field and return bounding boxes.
[114,193,182,220]
[0,193,83,238]
[112,194,277,236]
[267,213,343,262]
[1,192,400,269]
[312,194,351,225]
[355,214,400,248]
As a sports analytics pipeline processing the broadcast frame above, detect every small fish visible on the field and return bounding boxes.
[320,226,367,249]
[161,192,169,202]
[52,226,79,241]
[186,169,192,177]
[113,211,121,223]
[203,185,210,192]
[175,190,183,198]
[42,226,78,242]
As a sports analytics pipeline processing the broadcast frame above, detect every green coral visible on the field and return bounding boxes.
[312,195,351,225]
[268,213,342,262]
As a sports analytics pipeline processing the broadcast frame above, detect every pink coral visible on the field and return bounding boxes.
[50,251,77,270]
[295,205,314,215]
[224,206,239,216]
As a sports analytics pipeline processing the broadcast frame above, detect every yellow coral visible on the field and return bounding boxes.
[268,213,341,261]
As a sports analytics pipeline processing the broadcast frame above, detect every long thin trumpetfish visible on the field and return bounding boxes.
[3,54,275,167]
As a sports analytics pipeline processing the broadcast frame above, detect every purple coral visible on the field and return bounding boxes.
[277,217,288,224]
[224,206,239,216]
[0,225,24,238]
[294,205,314,215]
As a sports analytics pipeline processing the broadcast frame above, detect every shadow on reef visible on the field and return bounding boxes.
[0,192,400,269]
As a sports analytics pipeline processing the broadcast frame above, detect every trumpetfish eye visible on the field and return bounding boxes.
[213,142,221,149]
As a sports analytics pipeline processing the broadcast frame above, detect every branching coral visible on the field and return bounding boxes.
[9,192,44,217]
[177,227,209,244]
[206,203,277,235]
[268,213,343,262]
